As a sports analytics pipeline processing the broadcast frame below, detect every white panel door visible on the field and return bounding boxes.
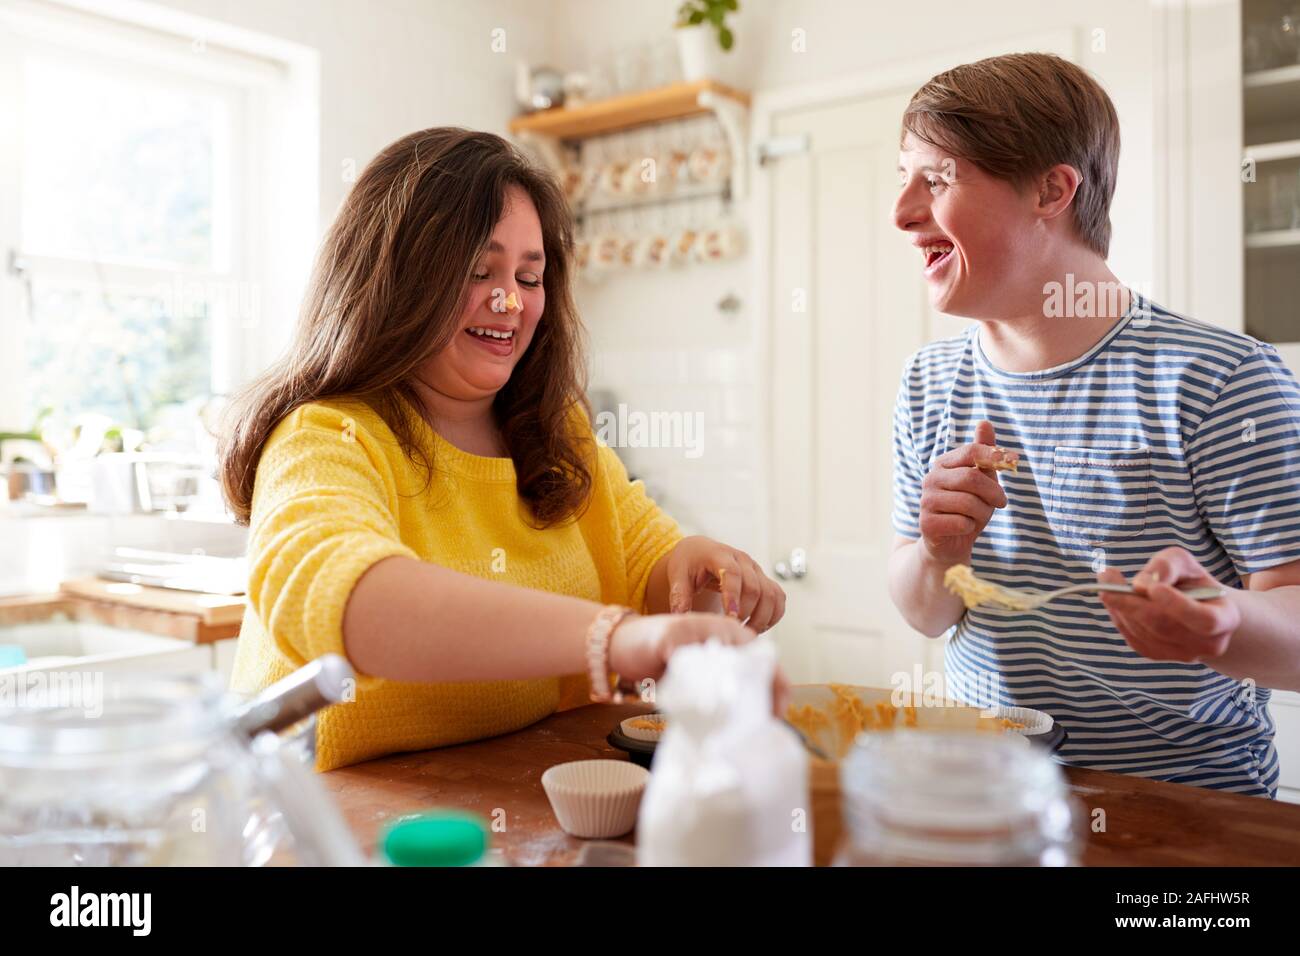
[764,89,964,686]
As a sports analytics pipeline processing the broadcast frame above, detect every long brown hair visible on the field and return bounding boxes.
[219,128,592,526]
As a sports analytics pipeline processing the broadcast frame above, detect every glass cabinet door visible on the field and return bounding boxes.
[1243,0,1300,357]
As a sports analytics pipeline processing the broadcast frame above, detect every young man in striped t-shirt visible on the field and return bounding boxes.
[888,53,1300,797]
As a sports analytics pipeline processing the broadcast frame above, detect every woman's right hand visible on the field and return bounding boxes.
[608,612,790,714]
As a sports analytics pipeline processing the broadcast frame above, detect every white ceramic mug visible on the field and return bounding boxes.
[573,237,592,273]
[671,227,699,265]
[600,160,630,197]
[697,223,744,263]
[622,156,655,196]
[633,233,671,269]
[687,145,726,184]
[593,233,623,270]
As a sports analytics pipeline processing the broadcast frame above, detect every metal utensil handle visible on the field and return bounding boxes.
[780,718,830,761]
[1093,583,1226,600]
[231,654,354,739]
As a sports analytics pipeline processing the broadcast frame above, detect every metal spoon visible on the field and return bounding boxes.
[967,579,1226,612]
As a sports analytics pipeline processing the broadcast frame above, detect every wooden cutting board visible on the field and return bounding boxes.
[59,577,244,625]
[58,578,246,642]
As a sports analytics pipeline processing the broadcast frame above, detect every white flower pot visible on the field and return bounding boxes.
[675,24,723,82]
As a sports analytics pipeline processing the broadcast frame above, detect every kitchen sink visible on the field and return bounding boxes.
[0,619,210,675]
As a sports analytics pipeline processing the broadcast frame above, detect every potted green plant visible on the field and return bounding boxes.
[675,0,739,83]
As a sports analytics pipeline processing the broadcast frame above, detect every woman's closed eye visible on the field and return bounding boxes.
[471,269,542,287]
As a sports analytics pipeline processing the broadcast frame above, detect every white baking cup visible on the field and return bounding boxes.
[541,759,649,839]
[620,713,666,743]
[989,706,1054,736]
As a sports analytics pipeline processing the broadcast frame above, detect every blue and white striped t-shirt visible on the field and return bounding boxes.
[891,294,1300,797]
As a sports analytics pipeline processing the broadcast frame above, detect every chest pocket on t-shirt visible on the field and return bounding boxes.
[1048,445,1150,544]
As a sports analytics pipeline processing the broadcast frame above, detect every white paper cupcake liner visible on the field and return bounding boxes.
[989,706,1054,736]
[620,713,666,743]
[541,759,649,839]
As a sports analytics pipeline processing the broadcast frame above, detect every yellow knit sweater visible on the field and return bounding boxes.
[228,397,682,771]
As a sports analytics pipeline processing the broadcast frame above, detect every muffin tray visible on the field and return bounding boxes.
[607,726,657,768]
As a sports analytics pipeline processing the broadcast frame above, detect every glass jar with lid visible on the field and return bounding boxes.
[0,665,361,866]
[836,730,1082,866]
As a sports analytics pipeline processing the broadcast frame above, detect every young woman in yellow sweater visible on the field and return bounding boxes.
[219,128,787,770]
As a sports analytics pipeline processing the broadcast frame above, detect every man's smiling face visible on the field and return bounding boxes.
[893,132,1042,319]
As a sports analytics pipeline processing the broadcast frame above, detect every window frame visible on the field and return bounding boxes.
[0,0,291,431]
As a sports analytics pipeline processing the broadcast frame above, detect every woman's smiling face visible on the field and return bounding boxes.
[893,132,1040,318]
[422,185,546,399]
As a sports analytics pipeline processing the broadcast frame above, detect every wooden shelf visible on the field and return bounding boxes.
[1245,139,1300,163]
[1246,228,1300,250]
[1244,63,1300,88]
[508,79,750,140]
[1245,64,1300,130]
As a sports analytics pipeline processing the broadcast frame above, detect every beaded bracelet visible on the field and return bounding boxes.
[586,604,635,703]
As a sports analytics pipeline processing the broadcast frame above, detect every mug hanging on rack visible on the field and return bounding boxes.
[621,129,654,196]
[617,208,639,268]
[627,208,666,269]
[660,121,691,191]
[671,200,702,265]
[582,137,608,201]
[573,233,592,273]
[601,154,631,198]
[687,116,729,184]
[561,159,586,207]
[593,213,623,273]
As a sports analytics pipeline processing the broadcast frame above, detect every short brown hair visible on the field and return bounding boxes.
[219,128,592,526]
[902,53,1120,257]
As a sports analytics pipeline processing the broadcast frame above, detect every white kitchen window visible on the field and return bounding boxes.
[0,0,307,446]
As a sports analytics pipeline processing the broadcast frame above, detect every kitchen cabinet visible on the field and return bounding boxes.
[1164,0,1300,371]
[1272,689,1300,803]
[1243,3,1300,370]
[1239,0,1300,805]
[1161,0,1300,804]
[0,597,211,675]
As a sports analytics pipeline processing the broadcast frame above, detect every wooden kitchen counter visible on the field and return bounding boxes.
[320,700,1300,867]
[0,581,244,644]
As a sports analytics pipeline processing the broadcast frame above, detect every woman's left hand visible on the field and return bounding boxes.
[1098,546,1240,663]
[664,536,787,632]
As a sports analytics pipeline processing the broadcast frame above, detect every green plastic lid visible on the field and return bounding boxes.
[380,811,489,867]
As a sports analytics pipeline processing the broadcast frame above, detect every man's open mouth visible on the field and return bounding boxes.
[920,241,954,271]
